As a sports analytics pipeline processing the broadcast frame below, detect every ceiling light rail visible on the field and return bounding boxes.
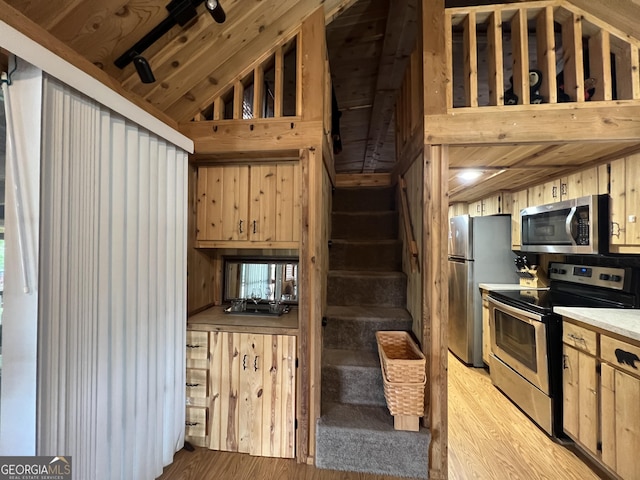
[114,0,226,83]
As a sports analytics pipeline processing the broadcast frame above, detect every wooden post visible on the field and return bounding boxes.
[423,1,448,478]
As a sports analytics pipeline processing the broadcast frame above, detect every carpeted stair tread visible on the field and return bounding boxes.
[327,271,407,308]
[321,349,386,406]
[325,305,412,320]
[316,402,430,479]
[329,239,402,272]
[332,211,399,240]
[332,187,396,213]
[322,348,381,368]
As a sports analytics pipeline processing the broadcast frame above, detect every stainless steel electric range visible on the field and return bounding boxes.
[487,262,640,438]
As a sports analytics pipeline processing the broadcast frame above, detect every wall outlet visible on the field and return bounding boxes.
[629,215,637,223]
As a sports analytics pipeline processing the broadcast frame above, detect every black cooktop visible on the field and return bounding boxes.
[490,285,638,315]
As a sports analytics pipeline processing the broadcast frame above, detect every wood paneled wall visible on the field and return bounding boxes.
[188,164,217,314]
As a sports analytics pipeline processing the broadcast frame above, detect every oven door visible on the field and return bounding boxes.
[489,296,549,394]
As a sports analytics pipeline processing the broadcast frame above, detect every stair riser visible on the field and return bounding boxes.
[332,187,396,213]
[322,365,386,406]
[332,212,398,240]
[330,242,402,271]
[323,319,413,351]
[327,275,406,308]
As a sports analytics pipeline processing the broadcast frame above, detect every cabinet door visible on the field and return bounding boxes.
[601,364,640,480]
[610,155,640,249]
[209,332,296,458]
[562,344,598,455]
[529,179,560,206]
[510,189,528,249]
[560,167,598,200]
[482,193,504,216]
[468,200,483,217]
[249,163,300,243]
[197,166,249,241]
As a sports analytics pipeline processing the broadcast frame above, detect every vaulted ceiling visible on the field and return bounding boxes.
[2,0,640,203]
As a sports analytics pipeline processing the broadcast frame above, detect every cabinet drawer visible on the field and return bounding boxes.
[601,335,640,377]
[185,406,207,437]
[563,322,597,355]
[186,368,208,398]
[186,331,208,360]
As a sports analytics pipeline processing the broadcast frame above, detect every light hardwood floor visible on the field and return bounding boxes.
[158,353,603,480]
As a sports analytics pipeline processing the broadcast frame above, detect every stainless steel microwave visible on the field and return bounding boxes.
[520,194,609,254]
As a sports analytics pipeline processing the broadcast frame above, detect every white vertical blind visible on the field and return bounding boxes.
[38,75,187,480]
[0,57,42,456]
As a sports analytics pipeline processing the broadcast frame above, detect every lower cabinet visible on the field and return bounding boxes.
[561,319,640,479]
[185,329,297,458]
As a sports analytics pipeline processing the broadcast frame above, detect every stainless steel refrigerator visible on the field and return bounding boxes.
[448,215,518,367]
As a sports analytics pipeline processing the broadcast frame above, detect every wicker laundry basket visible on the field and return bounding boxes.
[376,331,426,430]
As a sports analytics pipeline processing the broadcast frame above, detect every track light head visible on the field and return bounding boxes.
[133,55,156,84]
[205,0,226,23]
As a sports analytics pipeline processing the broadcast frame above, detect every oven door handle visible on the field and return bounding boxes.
[488,296,544,324]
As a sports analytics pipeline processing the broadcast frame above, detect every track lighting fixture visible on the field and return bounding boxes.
[133,55,156,84]
[114,0,226,83]
[205,0,226,23]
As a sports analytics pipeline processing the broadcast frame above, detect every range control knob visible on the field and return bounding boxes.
[610,275,623,282]
[559,269,567,275]
[599,274,611,281]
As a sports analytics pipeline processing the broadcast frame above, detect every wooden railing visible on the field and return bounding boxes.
[399,176,419,274]
[191,31,301,121]
[446,1,640,109]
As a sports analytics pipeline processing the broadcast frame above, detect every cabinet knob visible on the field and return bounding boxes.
[253,220,257,234]
[254,356,259,372]
[239,220,244,233]
[243,354,248,370]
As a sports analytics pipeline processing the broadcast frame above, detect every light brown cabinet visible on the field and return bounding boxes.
[562,343,598,456]
[561,319,640,479]
[468,192,508,217]
[528,167,601,207]
[208,331,296,458]
[509,189,528,249]
[196,163,301,248]
[609,153,640,253]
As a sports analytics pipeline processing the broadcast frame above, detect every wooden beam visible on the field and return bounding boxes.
[335,173,392,187]
[536,6,557,104]
[560,11,585,103]
[511,9,529,105]
[300,7,326,122]
[361,0,419,173]
[588,30,612,102]
[424,103,640,144]
[486,10,503,106]
[180,118,323,154]
[423,144,449,480]
[423,0,449,115]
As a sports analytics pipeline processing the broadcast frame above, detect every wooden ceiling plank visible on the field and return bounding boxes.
[361,0,418,172]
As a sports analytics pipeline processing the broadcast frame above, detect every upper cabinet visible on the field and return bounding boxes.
[468,192,509,217]
[528,167,602,206]
[196,162,301,248]
[609,153,640,253]
[509,189,528,250]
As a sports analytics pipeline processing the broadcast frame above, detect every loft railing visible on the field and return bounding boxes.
[445,0,640,109]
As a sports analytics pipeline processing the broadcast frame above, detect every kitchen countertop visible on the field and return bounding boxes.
[188,305,298,335]
[554,307,640,343]
[479,283,549,291]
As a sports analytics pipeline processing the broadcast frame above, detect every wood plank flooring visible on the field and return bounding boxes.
[157,353,603,480]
